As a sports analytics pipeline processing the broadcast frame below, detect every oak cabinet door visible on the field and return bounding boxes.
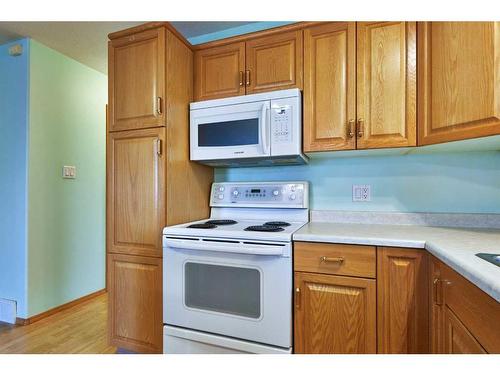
[245,31,303,94]
[418,22,500,145]
[357,22,417,149]
[294,272,376,354]
[107,128,165,258]
[194,42,245,101]
[429,255,445,354]
[108,253,162,353]
[303,22,356,152]
[444,306,486,354]
[108,28,165,132]
[377,247,429,353]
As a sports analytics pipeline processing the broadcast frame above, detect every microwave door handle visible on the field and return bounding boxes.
[164,238,285,256]
[260,103,270,155]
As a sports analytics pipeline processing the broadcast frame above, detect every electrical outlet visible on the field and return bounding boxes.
[62,166,76,179]
[352,185,371,202]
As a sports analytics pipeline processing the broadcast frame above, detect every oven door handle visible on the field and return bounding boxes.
[164,238,286,256]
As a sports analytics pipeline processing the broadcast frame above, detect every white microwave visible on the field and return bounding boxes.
[190,88,307,167]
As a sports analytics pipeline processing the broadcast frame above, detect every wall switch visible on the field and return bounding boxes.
[62,166,76,179]
[352,185,371,202]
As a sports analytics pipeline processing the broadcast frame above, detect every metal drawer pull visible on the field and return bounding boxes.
[156,96,162,115]
[320,256,345,264]
[239,71,244,87]
[348,119,355,138]
[357,118,364,138]
[295,287,301,309]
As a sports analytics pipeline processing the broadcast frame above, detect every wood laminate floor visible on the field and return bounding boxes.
[0,293,116,354]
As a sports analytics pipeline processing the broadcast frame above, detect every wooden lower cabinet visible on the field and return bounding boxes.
[377,247,429,353]
[444,306,486,354]
[108,253,162,353]
[294,272,376,354]
[430,255,500,354]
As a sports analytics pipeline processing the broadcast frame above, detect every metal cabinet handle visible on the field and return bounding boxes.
[156,96,162,115]
[245,70,251,86]
[357,118,364,138]
[155,138,162,156]
[239,71,244,87]
[295,287,301,309]
[320,256,345,264]
[348,119,355,138]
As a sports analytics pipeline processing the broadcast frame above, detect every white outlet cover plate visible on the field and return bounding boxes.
[352,184,371,202]
[62,166,76,179]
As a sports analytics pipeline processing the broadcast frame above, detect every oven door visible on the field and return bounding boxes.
[163,237,292,348]
[190,100,271,161]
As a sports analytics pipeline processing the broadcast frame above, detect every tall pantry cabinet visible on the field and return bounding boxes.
[107,24,213,353]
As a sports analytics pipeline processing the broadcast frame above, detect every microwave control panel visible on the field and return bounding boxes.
[271,105,292,144]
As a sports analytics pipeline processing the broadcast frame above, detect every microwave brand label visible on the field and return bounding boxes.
[234,151,245,154]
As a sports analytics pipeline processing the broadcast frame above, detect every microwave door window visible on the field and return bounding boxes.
[198,119,259,147]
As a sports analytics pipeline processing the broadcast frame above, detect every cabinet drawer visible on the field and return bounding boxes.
[294,242,376,278]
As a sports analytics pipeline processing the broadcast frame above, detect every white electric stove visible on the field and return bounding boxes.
[162,181,309,354]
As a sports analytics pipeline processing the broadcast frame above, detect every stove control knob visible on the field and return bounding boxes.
[218,186,225,192]
[232,190,239,196]
[273,190,279,196]
[289,193,296,200]
[290,185,296,192]
[218,194,224,200]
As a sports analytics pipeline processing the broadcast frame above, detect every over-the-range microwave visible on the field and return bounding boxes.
[190,88,308,167]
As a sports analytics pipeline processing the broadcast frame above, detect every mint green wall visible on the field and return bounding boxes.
[215,150,500,214]
[27,40,107,317]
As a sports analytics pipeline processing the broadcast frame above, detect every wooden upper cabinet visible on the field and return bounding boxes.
[418,22,500,145]
[303,22,356,152]
[245,30,303,94]
[357,22,417,149]
[194,42,245,101]
[107,128,165,258]
[108,253,163,353]
[377,247,429,354]
[108,28,166,132]
[294,272,376,354]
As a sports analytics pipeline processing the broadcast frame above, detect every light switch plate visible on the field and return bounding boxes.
[62,166,76,179]
[352,184,371,202]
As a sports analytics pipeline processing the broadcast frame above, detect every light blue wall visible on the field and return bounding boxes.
[215,150,500,214]
[0,38,29,317]
[188,22,294,44]
[27,40,107,317]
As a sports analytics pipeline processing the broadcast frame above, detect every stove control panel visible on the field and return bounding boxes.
[210,181,309,208]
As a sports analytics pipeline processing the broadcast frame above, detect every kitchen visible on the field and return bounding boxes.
[1,0,500,373]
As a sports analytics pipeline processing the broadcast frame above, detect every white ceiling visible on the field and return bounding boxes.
[0,21,256,75]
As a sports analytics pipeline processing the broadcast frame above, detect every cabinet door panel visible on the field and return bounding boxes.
[107,128,165,257]
[194,42,245,101]
[418,22,500,144]
[246,31,303,94]
[294,272,376,354]
[444,306,486,354]
[303,22,356,152]
[109,28,165,131]
[377,247,429,353]
[357,22,417,149]
[108,254,162,353]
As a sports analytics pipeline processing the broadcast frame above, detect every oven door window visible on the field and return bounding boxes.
[184,262,261,319]
[197,118,259,147]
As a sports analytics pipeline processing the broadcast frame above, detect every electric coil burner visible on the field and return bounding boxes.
[264,221,291,227]
[187,223,217,229]
[205,219,238,225]
[245,225,285,232]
